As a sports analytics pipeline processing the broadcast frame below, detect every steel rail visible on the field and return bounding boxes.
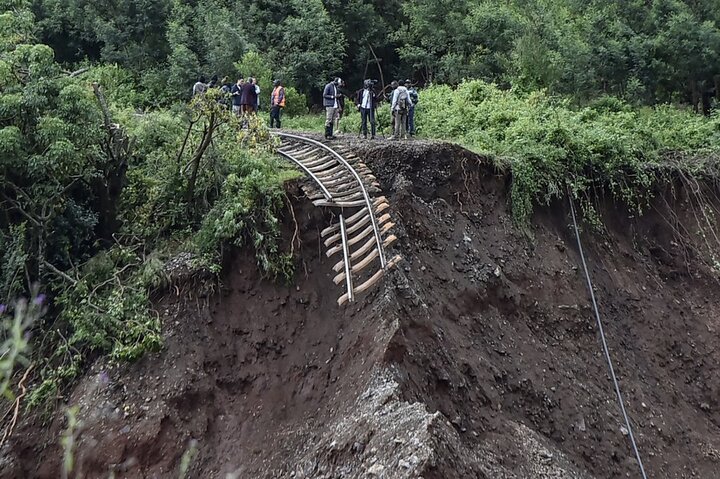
[339,214,354,303]
[275,149,333,201]
[275,132,387,268]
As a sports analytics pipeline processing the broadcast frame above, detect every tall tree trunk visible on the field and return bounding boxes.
[690,79,700,113]
[185,112,217,204]
[91,82,130,241]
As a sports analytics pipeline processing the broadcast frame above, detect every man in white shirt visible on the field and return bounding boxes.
[356,79,378,139]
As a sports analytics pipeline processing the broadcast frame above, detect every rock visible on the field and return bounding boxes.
[398,459,411,469]
[577,416,586,432]
[494,266,501,277]
[539,450,553,465]
[367,464,385,475]
[351,441,365,454]
[700,402,711,411]
[620,426,629,436]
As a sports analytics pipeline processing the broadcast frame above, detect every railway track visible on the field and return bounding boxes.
[275,132,401,305]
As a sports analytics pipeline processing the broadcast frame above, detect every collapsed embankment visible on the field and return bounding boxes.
[3,139,720,478]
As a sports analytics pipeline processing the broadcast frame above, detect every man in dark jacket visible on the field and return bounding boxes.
[240,77,257,114]
[356,80,378,139]
[323,77,342,139]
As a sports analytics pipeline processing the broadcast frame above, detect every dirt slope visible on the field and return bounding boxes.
[4,139,720,478]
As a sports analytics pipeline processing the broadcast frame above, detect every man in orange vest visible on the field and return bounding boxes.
[270,79,286,128]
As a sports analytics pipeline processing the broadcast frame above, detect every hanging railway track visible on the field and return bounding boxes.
[274,132,401,306]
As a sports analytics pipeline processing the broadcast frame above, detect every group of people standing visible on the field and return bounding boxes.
[193,73,419,138]
[324,77,419,140]
[192,75,287,128]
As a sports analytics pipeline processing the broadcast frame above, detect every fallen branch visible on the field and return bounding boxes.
[42,260,78,285]
[0,363,34,446]
[66,68,89,78]
[284,192,300,255]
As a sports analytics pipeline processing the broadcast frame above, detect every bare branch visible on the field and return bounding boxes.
[41,260,78,286]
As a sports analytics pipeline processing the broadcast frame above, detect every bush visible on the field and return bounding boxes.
[413,80,720,224]
[282,86,308,117]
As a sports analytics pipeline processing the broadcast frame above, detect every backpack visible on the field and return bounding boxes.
[409,89,419,106]
[397,88,409,112]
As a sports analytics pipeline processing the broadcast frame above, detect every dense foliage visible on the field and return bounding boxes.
[411,81,720,224]
[1,1,298,407]
[27,0,720,109]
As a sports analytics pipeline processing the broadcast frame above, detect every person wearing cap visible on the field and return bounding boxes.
[323,77,342,139]
[405,79,419,136]
[356,79,379,139]
[270,79,286,128]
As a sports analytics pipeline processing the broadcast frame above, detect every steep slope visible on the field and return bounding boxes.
[4,140,720,478]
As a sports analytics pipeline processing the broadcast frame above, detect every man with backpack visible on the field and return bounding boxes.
[356,79,378,139]
[323,77,342,139]
[390,80,410,140]
[405,79,419,136]
[270,79,286,128]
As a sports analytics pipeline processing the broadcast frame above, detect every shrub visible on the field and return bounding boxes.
[413,80,720,224]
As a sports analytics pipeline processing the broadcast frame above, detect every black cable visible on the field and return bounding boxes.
[568,191,648,479]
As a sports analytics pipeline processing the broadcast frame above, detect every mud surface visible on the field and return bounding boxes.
[4,138,720,478]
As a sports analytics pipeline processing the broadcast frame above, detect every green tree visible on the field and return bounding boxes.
[165,0,201,100]
[0,32,102,282]
[235,51,272,104]
[196,0,250,78]
[267,0,346,92]
[652,6,720,108]
[32,0,172,68]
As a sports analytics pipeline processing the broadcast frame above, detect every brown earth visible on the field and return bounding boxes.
[3,138,720,478]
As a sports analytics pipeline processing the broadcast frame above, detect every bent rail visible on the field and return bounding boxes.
[276,132,387,267]
[273,132,401,305]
